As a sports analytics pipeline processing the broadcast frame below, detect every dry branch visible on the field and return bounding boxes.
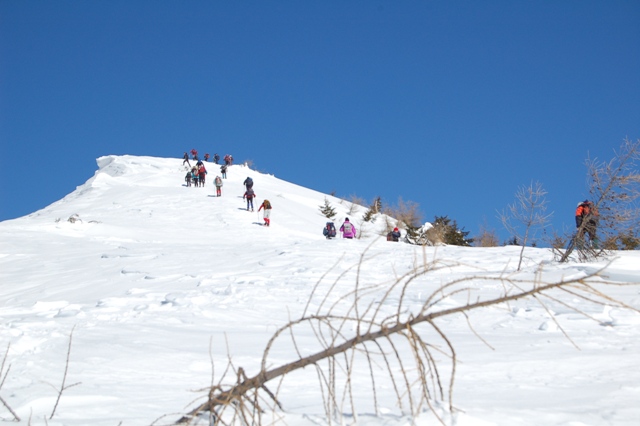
[49,326,81,419]
[0,343,20,422]
[176,250,639,425]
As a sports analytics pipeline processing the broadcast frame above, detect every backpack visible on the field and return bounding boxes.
[324,222,336,237]
[386,232,393,241]
[343,222,353,234]
[263,199,271,209]
[215,176,222,186]
[245,177,253,188]
[246,189,255,198]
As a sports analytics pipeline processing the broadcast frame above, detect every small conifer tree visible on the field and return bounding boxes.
[319,197,337,219]
[504,236,519,246]
[403,223,423,244]
[362,208,375,222]
[362,197,382,222]
[433,216,474,246]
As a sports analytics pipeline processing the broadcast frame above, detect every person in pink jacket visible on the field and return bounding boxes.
[339,218,357,239]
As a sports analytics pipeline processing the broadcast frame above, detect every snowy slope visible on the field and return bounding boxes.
[1,155,639,425]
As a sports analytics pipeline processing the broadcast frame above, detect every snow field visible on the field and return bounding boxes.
[0,155,639,425]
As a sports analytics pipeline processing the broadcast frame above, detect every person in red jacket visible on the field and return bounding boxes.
[575,200,599,246]
[198,164,207,186]
[258,199,272,226]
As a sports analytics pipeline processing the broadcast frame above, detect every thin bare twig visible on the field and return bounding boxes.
[50,326,81,419]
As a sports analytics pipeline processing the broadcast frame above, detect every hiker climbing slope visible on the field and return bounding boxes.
[243,188,256,211]
[258,199,272,226]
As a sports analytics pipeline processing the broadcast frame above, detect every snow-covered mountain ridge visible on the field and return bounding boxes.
[1,155,639,425]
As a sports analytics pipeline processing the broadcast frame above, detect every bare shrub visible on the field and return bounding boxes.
[600,230,640,250]
[347,195,366,215]
[500,181,551,270]
[474,223,500,247]
[380,214,397,236]
[383,197,422,229]
[355,220,368,239]
[546,230,568,250]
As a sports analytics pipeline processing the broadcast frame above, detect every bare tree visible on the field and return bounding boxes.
[347,194,366,215]
[383,197,422,229]
[175,247,639,425]
[559,138,640,262]
[500,181,552,270]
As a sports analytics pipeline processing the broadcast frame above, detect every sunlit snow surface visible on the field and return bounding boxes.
[1,155,639,425]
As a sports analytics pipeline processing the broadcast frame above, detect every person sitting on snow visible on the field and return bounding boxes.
[323,222,337,239]
[387,227,401,242]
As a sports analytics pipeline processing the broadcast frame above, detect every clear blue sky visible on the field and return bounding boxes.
[1,1,639,243]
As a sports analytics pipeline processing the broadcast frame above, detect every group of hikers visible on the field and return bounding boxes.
[320,199,598,245]
[240,176,271,226]
[322,218,357,240]
[183,151,230,196]
[183,150,234,167]
[181,154,404,238]
[185,162,208,188]
[322,220,401,241]
[181,155,600,246]
[321,200,600,245]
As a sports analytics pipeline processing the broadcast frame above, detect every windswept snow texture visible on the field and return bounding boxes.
[1,155,639,425]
